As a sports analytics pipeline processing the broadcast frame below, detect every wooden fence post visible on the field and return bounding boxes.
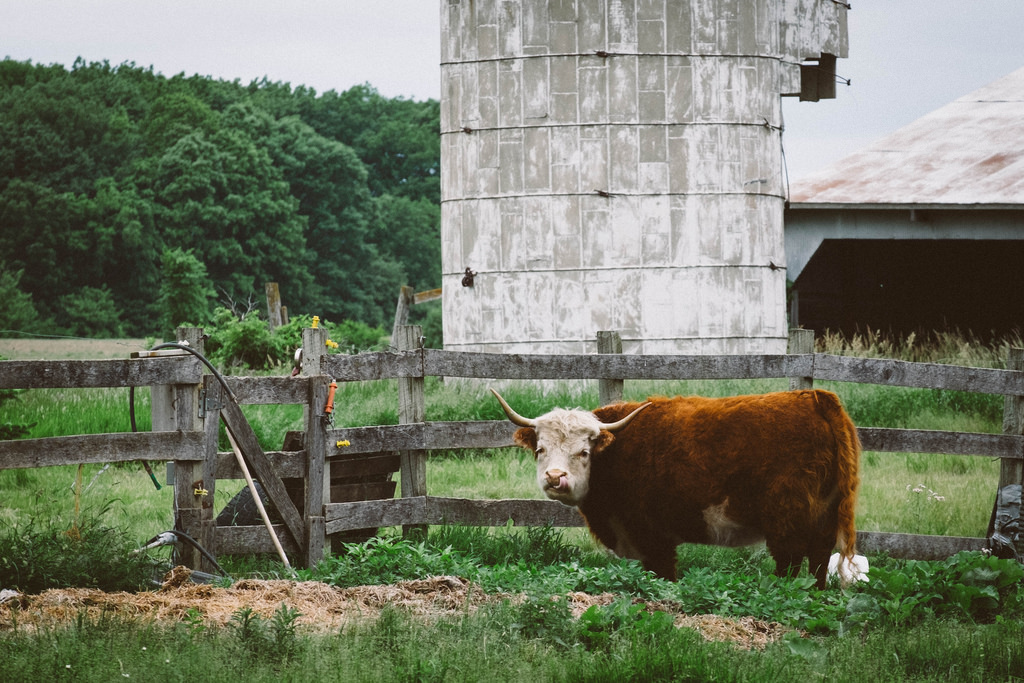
[302,326,330,564]
[1001,348,1024,492]
[392,286,415,343]
[167,327,213,571]
[265,282,283,330]
[301,325,326,377]
[305,375,331,564]
[199,375,221,569]
[787,328,815,391]
[396,324,427,538]
[597,331,623,405]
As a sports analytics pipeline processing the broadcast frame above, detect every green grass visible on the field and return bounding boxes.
[2,608,1021,683]
[2,609,1021,683]
[2,527,1023,682]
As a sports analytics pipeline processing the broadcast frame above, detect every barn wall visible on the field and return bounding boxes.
[787,207,1024,339]
[440,0,847,354]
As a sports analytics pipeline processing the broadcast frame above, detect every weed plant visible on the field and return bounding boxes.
[0,500,154,592]
[816,327,1024,367]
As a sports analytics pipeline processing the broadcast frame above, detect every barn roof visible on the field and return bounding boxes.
[789,66,1024,208]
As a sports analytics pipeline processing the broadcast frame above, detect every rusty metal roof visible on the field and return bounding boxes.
[789,66,1024,208]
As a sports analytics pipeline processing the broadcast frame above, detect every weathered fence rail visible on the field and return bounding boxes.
[1,327,1022,570]
[322,347,1024,395]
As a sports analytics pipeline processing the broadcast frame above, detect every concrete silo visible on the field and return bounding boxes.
[440,0,846,354]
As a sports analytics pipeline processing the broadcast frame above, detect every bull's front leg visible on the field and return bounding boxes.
[641,548,678,582]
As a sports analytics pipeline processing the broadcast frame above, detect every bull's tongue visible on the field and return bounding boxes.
[556,475,568,491]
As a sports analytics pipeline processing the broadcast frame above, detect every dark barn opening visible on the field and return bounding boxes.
[792,239,1024,341]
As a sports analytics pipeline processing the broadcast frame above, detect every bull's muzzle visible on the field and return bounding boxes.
[545,469,569,491]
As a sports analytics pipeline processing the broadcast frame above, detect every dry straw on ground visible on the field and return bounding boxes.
[1,567,790,650]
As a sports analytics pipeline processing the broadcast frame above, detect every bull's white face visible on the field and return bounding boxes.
[492,388,649,508]
[529,409,608,506]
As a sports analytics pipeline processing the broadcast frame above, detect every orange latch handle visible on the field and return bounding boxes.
[325,380,337,415]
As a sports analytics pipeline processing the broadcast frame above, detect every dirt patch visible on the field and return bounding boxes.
[0,567,790,650]
[0,338,153,360]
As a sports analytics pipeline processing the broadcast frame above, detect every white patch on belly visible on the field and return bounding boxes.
[608,517,645,562]
[701,500,765,548]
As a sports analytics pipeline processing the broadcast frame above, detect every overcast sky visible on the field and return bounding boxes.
[3,1,1022,180]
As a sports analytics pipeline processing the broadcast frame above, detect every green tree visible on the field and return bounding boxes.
[0,60,443,335]
[0,262,42,334]
[229,104,403,325]
[0,59,146,194]
[0,180,99,322]
[374,194,441,291]
[158,247,214,336]
[86,178,162,333]
[58,286,124,337]
[141,90,219,153]
[299,84,440,202]
[142,118,311,306]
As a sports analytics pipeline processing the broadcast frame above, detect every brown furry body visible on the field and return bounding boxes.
[513,390,861,588]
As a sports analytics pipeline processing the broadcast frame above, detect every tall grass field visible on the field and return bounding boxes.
[2,331,1023,682]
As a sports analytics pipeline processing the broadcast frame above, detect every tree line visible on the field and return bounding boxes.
[0,58,441,339]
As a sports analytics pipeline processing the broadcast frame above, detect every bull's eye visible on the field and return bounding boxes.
[535,446,546,457]
[576,449,590,460]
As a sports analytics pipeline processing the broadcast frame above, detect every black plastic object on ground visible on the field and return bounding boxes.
[987,484,1023,561]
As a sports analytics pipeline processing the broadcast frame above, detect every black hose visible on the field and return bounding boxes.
[130,341,236,489]
[129,385,162,489]
[148,342,237,403]
[142,529,229,577]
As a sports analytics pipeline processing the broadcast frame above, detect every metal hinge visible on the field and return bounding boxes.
[198,389,222,418]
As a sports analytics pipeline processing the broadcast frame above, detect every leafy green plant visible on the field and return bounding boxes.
[511,592,576,648]
[0,500,154,592]
[202,310,389,372]
[427,523,581,567]
[842,552,1024,631]
[577,599,675,651]
[182,607,208,637]
[307,535,472,587]
[674,567,846,633]
[228,604,303,662]
[204,306,290,372]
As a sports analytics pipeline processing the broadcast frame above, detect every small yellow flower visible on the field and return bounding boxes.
[325,339,339,349]
[312,316,320,329]
[336,440,351,448]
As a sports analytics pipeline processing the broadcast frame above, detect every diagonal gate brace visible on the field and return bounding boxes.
[219,396,305,549]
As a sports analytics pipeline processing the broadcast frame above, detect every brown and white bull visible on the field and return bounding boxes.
[492,388,861,588]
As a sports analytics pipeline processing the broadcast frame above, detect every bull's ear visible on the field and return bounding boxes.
[593,430,615,454]
[514,427,537,452]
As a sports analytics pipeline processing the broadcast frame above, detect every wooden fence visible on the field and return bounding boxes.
[1,327,1022,572]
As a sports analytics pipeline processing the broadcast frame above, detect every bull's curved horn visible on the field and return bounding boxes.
[600,401,651,432]
[490,388,536,428]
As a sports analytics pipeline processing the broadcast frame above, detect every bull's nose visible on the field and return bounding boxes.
[545,469,567,487]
